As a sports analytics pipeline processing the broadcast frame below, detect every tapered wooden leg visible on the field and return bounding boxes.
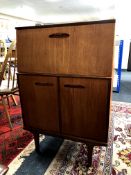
[6,95,11,108]
[87,145,94,167]
[1,96,13,129]
[33,133,40,154]
[11,95,18,106]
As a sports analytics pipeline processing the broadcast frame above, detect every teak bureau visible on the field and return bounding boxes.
[16,19,115,166]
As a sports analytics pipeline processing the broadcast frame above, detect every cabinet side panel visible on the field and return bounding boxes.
[17,22,115,77]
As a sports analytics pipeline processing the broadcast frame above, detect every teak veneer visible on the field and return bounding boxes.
[16,19,115,167]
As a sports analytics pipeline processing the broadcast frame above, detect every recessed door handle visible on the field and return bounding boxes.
[49,33,70,38]
[35,82,53,86]
[64,84,85,88]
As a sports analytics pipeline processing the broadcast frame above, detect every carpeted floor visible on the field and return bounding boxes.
[44,101,131,175]
[0,97,33,166]
[111,102,131,175]
[5,101,131,175]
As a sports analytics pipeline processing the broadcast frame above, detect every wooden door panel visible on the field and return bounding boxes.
[17,22,115,77]
[18,75,59,132]
[60,77,111,142]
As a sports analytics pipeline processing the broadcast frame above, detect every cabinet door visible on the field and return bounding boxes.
[60,77,111,142]
[17,22,115,77]
[18,75,59,133]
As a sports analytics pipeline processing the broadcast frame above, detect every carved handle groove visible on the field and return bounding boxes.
[35,82,53,86]
[49,33,69,38]
[64,84,85,88]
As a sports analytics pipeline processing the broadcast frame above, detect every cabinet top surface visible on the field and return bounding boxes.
[16,19,115,30]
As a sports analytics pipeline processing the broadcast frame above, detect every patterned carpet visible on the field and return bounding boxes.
[0,97,33,166]
[6,101,131,175]
[111,102,131,175]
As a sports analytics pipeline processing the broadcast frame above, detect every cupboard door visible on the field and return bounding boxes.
[60,77,111,142]
[18,75,59,133]
[17,22,115,77]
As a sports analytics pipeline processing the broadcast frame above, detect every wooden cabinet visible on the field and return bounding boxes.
[16,19,115,166]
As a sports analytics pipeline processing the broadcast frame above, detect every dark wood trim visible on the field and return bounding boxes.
[17,73,112,80]
[17,74,29,129]
[33,133,40,154]
[57,77,62,133]
[105,80,112,142]
[23,126,107,146]
[16,19,115,30]
[87,145,94,167]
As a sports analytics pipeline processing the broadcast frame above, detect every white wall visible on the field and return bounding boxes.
[115,0,131,69]
[1,1,130,69]
[0,14,35,40]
